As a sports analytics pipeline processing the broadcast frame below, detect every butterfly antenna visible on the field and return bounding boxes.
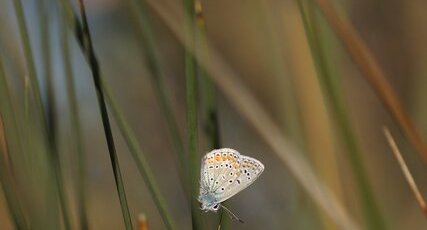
[221,205,244,223]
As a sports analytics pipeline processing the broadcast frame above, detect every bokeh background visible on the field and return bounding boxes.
[0,0,427,229]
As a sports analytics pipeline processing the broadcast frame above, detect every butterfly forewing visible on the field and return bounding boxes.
[200,148,264,204]
[200,148,241,192]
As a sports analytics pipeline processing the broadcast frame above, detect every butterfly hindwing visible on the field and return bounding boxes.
[214,155,264,203]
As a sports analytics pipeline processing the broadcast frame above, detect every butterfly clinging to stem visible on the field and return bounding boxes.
[198,148,264,222]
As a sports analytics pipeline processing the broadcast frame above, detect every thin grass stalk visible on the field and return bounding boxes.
[296,1,387,229]
[40,1,72,229]
[58,4,89,228]
[23,76,30,124]
[0,117,24,229]
[12,0,67,227]
[312,0,427,164]
[195,1,221,150]
[183,0,204,228]
[11,0,44,121]
[128,0,189,194]
[58,1,177,229]
[102,80,177,230]
[76,0,132,228]
[383,127,427,216]
[193,1,230,228]
[0,59,28,230]
[143,2,359,229]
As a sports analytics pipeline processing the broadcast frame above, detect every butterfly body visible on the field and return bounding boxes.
[198,148,264,212]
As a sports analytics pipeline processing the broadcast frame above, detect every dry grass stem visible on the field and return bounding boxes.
[383,127,427,216]
[313,0,427,163]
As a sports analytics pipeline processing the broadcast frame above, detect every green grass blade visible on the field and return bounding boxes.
[11,0,44,122]
[0,58,28,230]
[183,0,204,229]
[58,0,179,228]
[58,3,89,229]
[75,0,132,228]
[12,0,70,228]
[128,0,189,193]
[193,2,229,228]
[296,1,387,229]
[39,1,72,229]
[102,80,178,230]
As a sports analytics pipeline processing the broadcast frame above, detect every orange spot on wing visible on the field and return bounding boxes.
[215,155,221,161]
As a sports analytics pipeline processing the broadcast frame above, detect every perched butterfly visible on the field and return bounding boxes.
[198,148,264,220]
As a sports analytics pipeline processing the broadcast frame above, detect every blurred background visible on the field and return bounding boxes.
[0,0,427,229]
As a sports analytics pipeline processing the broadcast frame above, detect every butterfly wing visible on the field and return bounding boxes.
[213,155,264,203]
[200,148,241,195]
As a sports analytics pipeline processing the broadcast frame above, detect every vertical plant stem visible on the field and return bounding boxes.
[58,4,89,229]
[128,0,189,193]
[0,59,28,230]
[194,1,229,229]
[195,1,221,150]
[12,0,66,228]
[184,0,203,229]
[40,1,72,229]
[296,1,386,229]
[102,80,177,230]
[11,0,44,120]
[76,0,132,228]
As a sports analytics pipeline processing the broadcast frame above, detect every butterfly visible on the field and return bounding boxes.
[198,148,264,220]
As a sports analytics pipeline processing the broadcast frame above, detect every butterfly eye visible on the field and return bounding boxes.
[212,204,220,211]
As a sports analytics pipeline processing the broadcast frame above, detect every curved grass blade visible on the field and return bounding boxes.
[75,0,132,228]
[102,80,177,230]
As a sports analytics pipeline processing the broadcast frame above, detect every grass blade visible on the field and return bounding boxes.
[12,0,70,227]
[296,1,387,229]
[383,127,427,217]
[128,0,189,193]
[39,1,72,229]
[58,1,178,229]
[312,0,427,164]
[193,1,230,229]
[58,2,89,228]
[183,0,204,229]
[102,80,177,230]
[11,0,44,120]
[0,58,28,230]
[76,0,132,228]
